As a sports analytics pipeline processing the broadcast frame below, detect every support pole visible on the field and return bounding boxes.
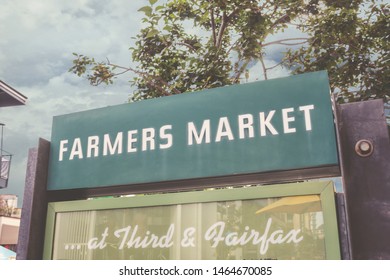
[16,138,50,259]
[337,100,390,259]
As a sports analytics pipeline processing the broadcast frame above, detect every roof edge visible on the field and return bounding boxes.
[0,80,27,105]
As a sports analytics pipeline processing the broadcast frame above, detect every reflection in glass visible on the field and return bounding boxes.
[52,195,325,260]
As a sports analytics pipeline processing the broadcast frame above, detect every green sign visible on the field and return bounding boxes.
[43,181,341,260]
[47,71,338,190]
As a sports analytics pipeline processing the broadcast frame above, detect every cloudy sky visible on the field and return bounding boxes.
[0,0,297,207]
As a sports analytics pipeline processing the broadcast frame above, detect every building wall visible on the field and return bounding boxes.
[0,214,20,245]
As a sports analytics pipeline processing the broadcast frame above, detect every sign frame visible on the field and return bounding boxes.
[43,180,341,260]
[47,71,340,193]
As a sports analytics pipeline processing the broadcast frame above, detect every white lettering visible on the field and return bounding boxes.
[69,138,83,160]
[159,125,173,149]
[299,105,314,131]
[103,132,123,156]
[114,226,131,250]
[181,227,196,247]
[188,120,211,145]
[57,104,317,161]
[87,227,109,249]
[127,130,138,153]
[259,111,278,136]
[238,114,254,139]
[86,219,303,255]
[59,140,68,161]
[215,117,234,142]
[113,224,174,250]
[282,108,296,133]
[204,221,225,248]
[142,128,155,151]
[204,218,303,255]
[87,136,99,158]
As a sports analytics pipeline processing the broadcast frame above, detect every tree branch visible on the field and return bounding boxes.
[265,58,288,70]
[210,8,217,46]
[270,14,291,29]
[108,62,181,94]
[261,38,308,47]
[259,53,268,80]
[232,58,250,83]
[175,41,197,51]
[216,12,228,48]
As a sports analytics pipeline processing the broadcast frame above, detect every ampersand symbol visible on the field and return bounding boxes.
[181,227,196,247]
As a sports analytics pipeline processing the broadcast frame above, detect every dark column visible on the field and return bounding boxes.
[335,193,351,259]
[16,138,50,259]
[337,100,390,259]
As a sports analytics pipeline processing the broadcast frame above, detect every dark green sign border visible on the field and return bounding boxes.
[47,71,339,191]
[43,181,341,260]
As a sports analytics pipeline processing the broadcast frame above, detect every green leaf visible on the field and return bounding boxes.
[163,25,172,32]
[155,5,165,11]
[149,0,158,5]
[138,6,153,17]
[146,28,159,38]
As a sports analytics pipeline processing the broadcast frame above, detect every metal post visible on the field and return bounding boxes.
[0,123,4,188]
[0,123,4,165]
[16,138,50,259]
[337,99,390,259]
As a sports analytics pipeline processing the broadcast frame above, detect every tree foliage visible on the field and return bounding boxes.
[284,0,389,103]
[69,0,389,103]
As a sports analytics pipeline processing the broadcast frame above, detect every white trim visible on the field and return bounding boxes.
[0,81,27,105]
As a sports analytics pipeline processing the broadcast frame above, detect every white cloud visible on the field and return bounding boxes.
[0,0,305,206]
[0,0,144,204]
[0,0,143,84]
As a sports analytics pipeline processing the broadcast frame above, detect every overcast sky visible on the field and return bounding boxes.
[0,0,299,207]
